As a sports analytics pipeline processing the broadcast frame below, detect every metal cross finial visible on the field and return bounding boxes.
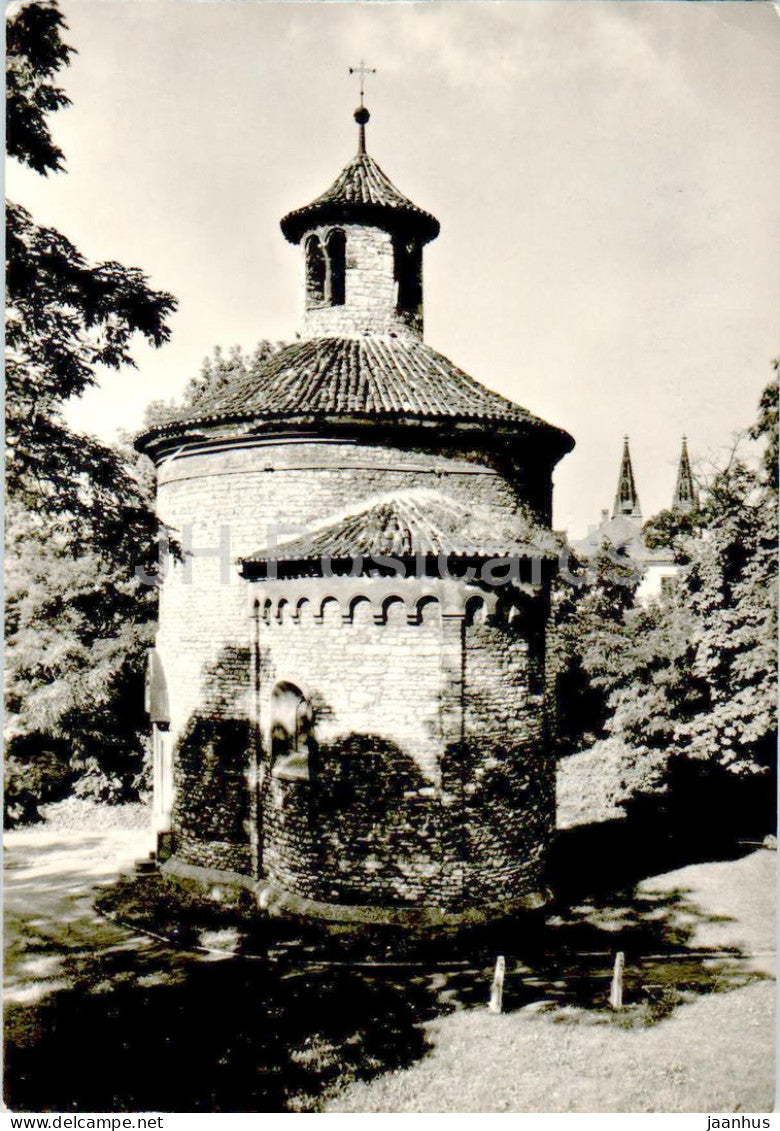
[349,60,376,106]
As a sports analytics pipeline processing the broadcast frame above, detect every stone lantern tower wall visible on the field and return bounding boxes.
[299,222,424,340]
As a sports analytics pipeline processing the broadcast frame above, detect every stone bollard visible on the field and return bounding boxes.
[488,955,506,1014]
[609,951,625,1010]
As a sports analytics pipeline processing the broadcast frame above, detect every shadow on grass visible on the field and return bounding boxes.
[5,947,438,1112]
[4,816,772,1112]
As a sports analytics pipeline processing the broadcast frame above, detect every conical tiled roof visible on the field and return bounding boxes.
[241,490,562,568]
[280,153,440,244]
[136,337,574,453]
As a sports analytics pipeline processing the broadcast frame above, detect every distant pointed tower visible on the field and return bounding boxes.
[673,436,698,512]
[612,436,642,519]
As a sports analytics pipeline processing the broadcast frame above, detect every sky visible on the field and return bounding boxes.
[7,0,780,537]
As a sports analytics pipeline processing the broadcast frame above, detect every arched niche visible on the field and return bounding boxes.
[305,234,326,307]
[326,229,346,306]
[270,681,312,782]
[347,593,373,625]
[464,594,488,627]
[294,597,312,624]
[410,594,441,626]
[379,594,407,626]
[318,595,342,626]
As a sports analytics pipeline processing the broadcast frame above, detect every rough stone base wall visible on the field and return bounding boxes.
[457,610,553,903]
[256,587,551,911]
[174,834,252,875]
[259,597,444,903]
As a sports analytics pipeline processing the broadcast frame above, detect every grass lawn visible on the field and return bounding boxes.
[4,821,774,1112]
[325,980,773,1113]
[325,979,773,1113]
[325,849,776,1113]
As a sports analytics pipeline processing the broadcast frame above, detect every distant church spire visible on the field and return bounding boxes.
[673,435,698,512]
[612,436,642,519]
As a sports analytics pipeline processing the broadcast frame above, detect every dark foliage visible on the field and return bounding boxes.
[141,340,283,430]
[555,373,778,807]
[642,505,705,559]
[6,200,176,549]
[6,0,72,175]
[5,1,175,811]
[550,545,639,754]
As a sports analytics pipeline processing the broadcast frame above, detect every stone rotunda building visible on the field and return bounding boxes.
[137,102,574,925]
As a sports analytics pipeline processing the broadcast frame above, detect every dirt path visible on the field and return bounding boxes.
[4,829,157,1007]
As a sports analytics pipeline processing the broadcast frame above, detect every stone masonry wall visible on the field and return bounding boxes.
[253,583,550,911]
[300,223,421,341]
[259,596,445,905]
[457,598,553,904]
[153,435,551,894]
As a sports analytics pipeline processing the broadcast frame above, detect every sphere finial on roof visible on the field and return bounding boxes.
[279,67,440,246]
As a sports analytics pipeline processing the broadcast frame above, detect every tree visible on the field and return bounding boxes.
[142,341,282,430]
[550,543,640,754]
[5,502,155,802]
[554,372,777,833]
[680,391,777,774]
[642,505,705,561]
[5,1,176,819]
[6,0,71,175]
[6,1,176,556]
[599,375,778,780]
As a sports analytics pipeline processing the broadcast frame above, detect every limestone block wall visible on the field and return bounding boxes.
[259,594,445,904]
[250,579,551,912]
[154,436,538,744]
[151,433,552,890]
[300,223,421,340]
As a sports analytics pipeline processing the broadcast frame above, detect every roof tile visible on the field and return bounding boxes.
[137,337,573,450]
[280,154,440,244]
[242,490,562,566]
